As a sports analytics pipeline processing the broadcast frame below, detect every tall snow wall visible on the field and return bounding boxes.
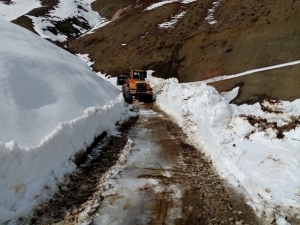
[0,19,126,223]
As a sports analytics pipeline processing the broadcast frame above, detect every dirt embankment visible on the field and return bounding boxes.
[69,0,300,104]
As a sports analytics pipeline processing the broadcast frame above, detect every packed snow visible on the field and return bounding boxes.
[0,0,41,21]
[0,19,128,224]
[148,74,300,224]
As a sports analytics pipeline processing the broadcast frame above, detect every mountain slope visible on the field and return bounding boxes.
[3,0,299,104]
[69,0,300,104]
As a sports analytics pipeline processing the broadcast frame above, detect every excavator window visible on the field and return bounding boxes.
[133,71,147,80]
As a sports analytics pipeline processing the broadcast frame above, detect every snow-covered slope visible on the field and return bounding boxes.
[149,75,300,224]
[0,0,41,21]
[0,0,102,43]
[28,0,102,42]
[0,19,126,224]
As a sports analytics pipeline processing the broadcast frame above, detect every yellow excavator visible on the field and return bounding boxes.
[122,70,153,103]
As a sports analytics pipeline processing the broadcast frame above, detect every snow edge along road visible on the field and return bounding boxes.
[0,95,130,224]
[148,75,300,224]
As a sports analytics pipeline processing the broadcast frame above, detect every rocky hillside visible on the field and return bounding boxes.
[9,0,300,104]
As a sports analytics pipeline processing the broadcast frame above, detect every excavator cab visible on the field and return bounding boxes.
[133,71,147,80]
[122,70,153,103]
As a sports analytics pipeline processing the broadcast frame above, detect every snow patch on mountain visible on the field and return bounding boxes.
[205,0,222,25]
[28,0,102,42]
[158,11,186,29]
[0,0,41,21]
[145,0,197,11]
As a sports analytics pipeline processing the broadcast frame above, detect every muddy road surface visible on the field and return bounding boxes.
[92,103,260,225]
[24,103,260,225]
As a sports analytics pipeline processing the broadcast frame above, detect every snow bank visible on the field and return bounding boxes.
[148,75,300,224]
[0,0,41,21]
[0,19,127,223]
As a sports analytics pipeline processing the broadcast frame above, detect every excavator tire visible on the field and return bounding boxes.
[123,86,133,103]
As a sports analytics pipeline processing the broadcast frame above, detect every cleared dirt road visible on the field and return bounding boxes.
[25,103,260,225]
[92,103,260,225]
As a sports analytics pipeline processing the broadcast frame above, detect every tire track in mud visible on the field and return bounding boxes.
[125,104,261,225]
[22,103,260,225]
[21,116,138,225]
[90,103,260,225]
[161,116,261,225]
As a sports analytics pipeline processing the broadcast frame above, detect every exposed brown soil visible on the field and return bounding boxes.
[120,104,260,224]
[210,64,300,105]
[91,0,137,19]
[20,116,138,224]
[241,113,300,139]
[67,0,300,104]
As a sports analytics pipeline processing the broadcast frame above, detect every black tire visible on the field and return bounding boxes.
[145,95,153,103]
[123,86,133,103]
